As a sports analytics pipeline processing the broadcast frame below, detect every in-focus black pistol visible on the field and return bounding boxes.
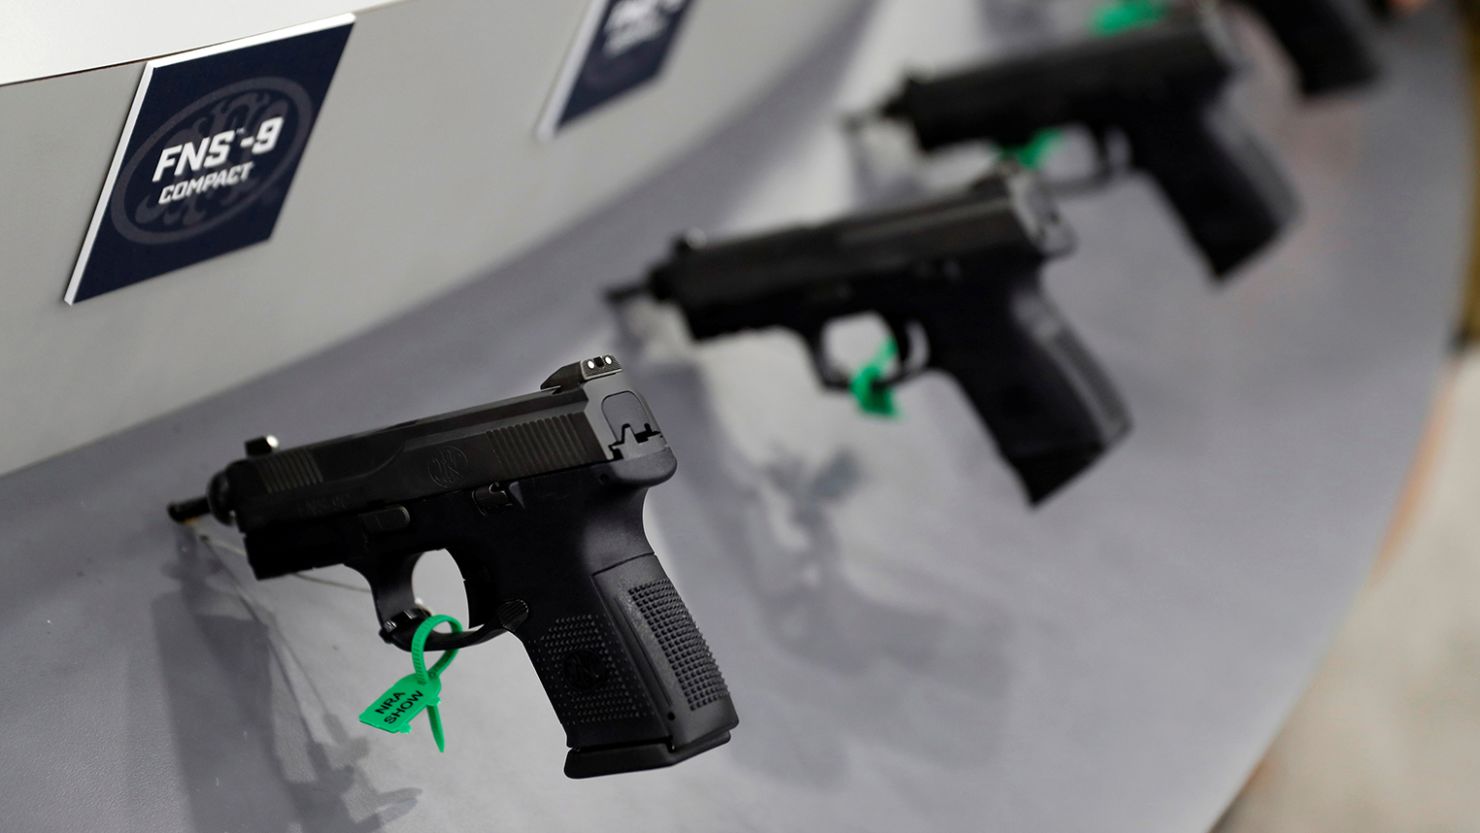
[1232,0,1382,96]
[613,168,1131,504]
[168,356,738,778]
[867,6,1299,278]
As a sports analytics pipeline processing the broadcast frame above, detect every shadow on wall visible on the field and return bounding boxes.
[129,526,421,833]
[611,312,1018,788]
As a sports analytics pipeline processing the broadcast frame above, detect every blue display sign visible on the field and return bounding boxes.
[65,15,355,304]
[539,0,694,139]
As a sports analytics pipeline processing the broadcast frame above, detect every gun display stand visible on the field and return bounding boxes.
[0,2,1468,831]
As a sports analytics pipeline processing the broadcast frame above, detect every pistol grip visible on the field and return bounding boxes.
[924,277,1131,504]
[519,554,736,778]
[1123,101,1299,278]
[1238,0,1382,96]
[497,455,738,778]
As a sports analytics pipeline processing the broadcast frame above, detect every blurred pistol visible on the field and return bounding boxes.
[863,6,1298,278]
[167,356,738,778]
[612,168,1131,504]
[1233,0,1382,96]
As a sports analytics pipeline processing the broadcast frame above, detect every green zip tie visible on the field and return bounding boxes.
[358,614,463,752]
[1092,0,1169,35]
[1004,130,1063,170]
[848,337,901,418]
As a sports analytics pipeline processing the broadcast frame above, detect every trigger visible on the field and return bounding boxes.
[886,317,917,371]
[849,334,902,419]
[871,317,927,390]
[1088,127,1124,184]
[451,558,497,630]
[1047,127,1123,197]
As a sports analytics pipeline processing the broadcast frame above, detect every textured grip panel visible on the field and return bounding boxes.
[488,414,607,480]
[532,614,654,726]
[505,509,735,776]
[629,578,729,710]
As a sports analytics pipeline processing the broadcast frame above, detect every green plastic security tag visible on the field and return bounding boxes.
[1092,0,1168,35]
[358,614,463,752]
[1004,130,1062,170]
[849,338,901,419]
[360,673,442,734]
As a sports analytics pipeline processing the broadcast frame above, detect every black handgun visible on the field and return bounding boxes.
[167,356,738,779]
[865,6,1298,278]
[1232,0,1382,96]
[612,168,1131,504]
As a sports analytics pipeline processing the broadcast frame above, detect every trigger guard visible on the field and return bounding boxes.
[867,318,929,391]
[384,617,503,652]
[802,319,928,393]
[351,550,506,653]
[801,327,854,392]
[1085,127,1124,183]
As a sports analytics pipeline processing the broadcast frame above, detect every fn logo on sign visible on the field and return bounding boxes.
[538,0,695,139]
[65,16,354,304]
